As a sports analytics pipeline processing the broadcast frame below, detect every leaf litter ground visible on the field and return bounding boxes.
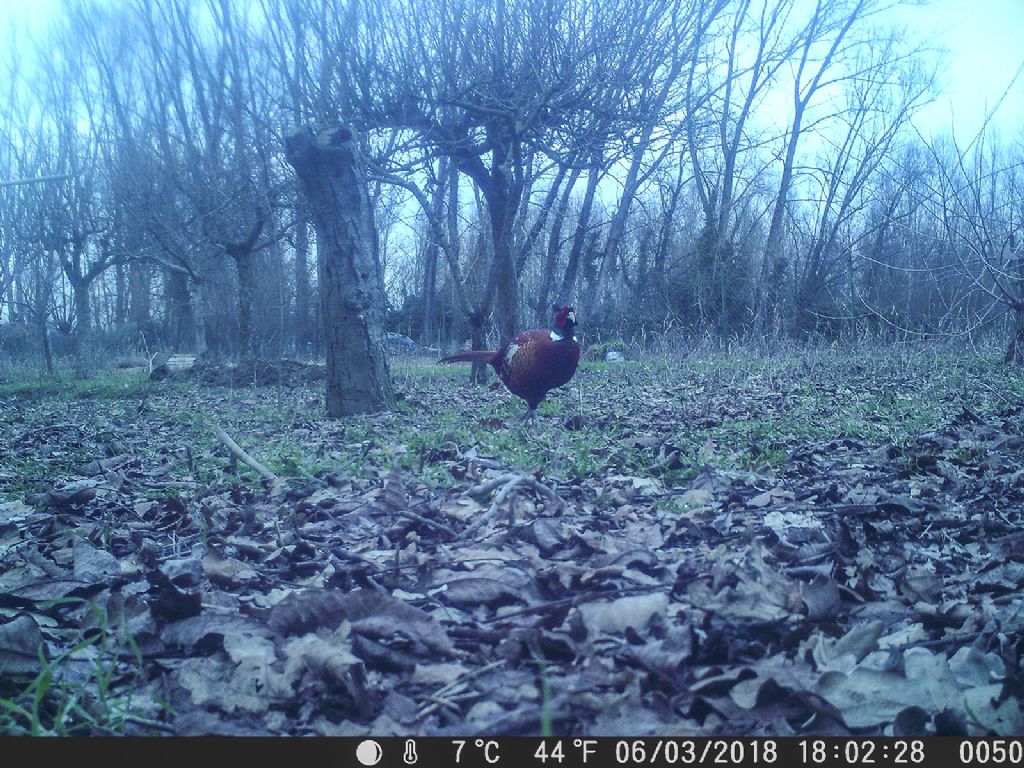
[0,348,1022,736]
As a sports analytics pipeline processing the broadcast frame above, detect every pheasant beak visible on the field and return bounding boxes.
[567,311,576,324]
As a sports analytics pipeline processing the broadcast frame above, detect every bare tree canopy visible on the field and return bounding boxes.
[0,0,1020,369]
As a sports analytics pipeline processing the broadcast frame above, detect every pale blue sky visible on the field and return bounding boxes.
[1,0,1022,138]
[892,0,1024,139]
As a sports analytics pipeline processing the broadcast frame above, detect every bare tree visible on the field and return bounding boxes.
[755,0,889,335]
[26,20,129,368]
[684,0,798,335]
[585,0,730,325]
[76,0,285,358]
[286,126,394,415]
[1,132,65,374]
[794,38,934,329]
[925,136,1024,361]
[278,0,703,344]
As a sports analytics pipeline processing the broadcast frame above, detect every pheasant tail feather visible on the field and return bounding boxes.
[439,350,497,365]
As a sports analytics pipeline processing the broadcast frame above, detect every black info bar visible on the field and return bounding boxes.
[2,737,1021,768]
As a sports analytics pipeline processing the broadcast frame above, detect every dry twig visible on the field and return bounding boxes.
[212,425,278,482]
[462,473,562,538]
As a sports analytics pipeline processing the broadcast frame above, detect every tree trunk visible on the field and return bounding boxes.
[224,216,268,361]
[490,196,518,343]
[72,277,91,337]
[468,311,488,385]
[422,238,438,345]
[236,251,256,360]
[517,162,569,277]
[446,162,464,353]
[422,158,447,346]
[756,113,802,337]
[115,262,128,325]
[536,166,582,324]
[129,262,151,326]
[1005,306,1024,365]
[557,163,601,308]
[754,0,865,337]
[69,277,89,379]
[166,268,194,352]
[13,255,28,324]
[285,125,394,416]
[193,278,209,358]
[294,201,312,355]
[0,256,14,322]
[39,317,53,377]
[453,125,523,345]
[652,160,686,316]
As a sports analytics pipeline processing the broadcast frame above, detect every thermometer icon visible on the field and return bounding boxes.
[403,740,418,764]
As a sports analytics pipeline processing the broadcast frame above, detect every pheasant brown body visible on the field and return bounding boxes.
[440,307,581,420]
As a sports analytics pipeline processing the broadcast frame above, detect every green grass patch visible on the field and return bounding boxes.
[0,369,151,400]
[0,600,162,735]
[4,344,1023,502]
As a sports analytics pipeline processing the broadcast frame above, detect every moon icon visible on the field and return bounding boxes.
[356,739,383,766]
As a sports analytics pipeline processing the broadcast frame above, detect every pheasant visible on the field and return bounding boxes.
[440,306,581,424]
